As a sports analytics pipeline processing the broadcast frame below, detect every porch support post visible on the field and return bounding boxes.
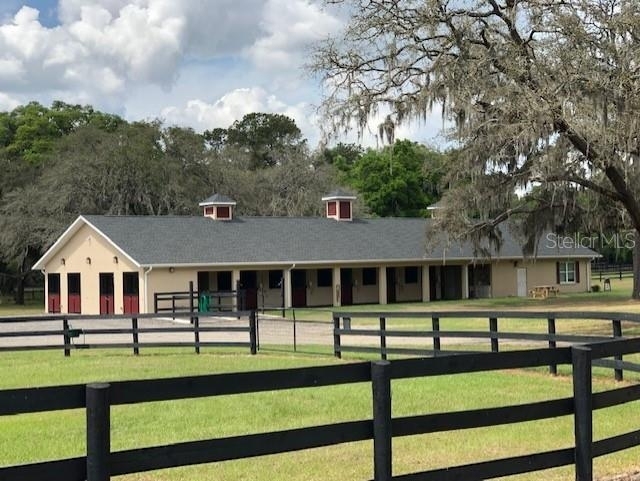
[332,267,341,307]
[461,265,469,299]
[284,268,293,308]
[232,269,241,309]
[421,265,430,302]
[378,266,388,305]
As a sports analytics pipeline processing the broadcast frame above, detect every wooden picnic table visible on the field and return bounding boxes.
[529,285,559,299]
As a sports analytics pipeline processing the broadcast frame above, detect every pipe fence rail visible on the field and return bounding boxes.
[0,310,257,356]
[2,338,640,480]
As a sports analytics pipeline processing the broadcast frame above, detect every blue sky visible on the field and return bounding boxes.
[0,1,444,148]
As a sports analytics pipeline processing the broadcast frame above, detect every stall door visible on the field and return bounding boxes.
[99,273,115,315]
[340,269,353,306]
[47,273,61,313]
[292,270,307,307]
[67,273,81,314]
[123,272,139,314]
[386,267,397,303]
[240,271,258,310]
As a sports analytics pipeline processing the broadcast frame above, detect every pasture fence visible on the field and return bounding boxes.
[2,338,640,480]
[0,310,257,356]
[332,310,640,380]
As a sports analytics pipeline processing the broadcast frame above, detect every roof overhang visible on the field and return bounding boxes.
[32,216,141,271]
[321,195,357,201]
[198,201,237,206]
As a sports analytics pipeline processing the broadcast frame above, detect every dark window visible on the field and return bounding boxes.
[217,271,232,291]
[268,270,282,289]
[327,201,337,216]
[317,269,332,287]
[404,266,419,284]
[362,268,377,286]
[339,201,351,219]
[217,206,230,218]
[68,273,81,295]
[47,273,61,294]
[123,272,139,295]
[99,273,114,295]
[204,206,214,215]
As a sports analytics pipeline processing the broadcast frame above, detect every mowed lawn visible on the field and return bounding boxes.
[2,278,640,480]
[2,348,640,481]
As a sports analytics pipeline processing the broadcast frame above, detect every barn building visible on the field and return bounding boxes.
[33,192,597,315]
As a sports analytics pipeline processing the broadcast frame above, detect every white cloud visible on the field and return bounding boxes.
[161,87,319,144]
[247,0,342,71]
[0,92,20,110]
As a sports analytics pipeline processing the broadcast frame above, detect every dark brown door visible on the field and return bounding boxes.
[197,271,210,295]
[123,272,139,314]
[67,273,81,314]
[240,271,258,309]
[47,273,61,313]
[386,268,396,303]
[99,273,115,315]
[292,269,307,307]
[341,269,353,306]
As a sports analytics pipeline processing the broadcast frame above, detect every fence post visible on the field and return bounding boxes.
[612,320,623,381]
[380,317,387,361]
[371,361,392,481]
[432,316,440,355]
[154,293,158,313]
[249,311,257,355]
[131,317,139,356]
[189,281,195,325]
[292,309,297,353]
[548,318,557,375]
[572,346,593,481]
[193,314,200,354]
[87,383,110,481]
[63,317,71,357]
[333,314,341,359]
[489,317,499,352]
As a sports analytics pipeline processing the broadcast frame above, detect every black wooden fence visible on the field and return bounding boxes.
[332,310,640,380]
[2,338,640,480]
[0,310,257,355]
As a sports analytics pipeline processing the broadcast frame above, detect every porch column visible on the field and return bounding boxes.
[284,268,293,308]
[461,265,469,299]
[585,261,591,292]
[378,266,387,305]
[421,265,430,302]
[232,269,241,309]
[332,267,341,307]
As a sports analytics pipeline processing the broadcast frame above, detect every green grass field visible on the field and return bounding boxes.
[2,278,640,480]
[1,349,640,481]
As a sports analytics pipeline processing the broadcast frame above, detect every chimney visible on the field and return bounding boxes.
[321,190,356,221]
[199,194,236,220]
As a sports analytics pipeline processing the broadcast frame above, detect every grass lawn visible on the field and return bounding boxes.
[1,349,640,480]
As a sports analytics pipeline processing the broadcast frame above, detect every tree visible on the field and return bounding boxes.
[211,113,307,168]
[346,140,442,217]
[313,0,640,298]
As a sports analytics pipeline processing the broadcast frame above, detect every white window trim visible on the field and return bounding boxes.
[559,261,577,284]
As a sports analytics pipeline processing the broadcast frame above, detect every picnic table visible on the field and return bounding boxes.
[529,285,559,299]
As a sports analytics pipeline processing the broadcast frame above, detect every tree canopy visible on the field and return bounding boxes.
[313,0,640,297]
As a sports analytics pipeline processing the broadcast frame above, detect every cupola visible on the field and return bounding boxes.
[199,194,236,220]
[322,190,356,221]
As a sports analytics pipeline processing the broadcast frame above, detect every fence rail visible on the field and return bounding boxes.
[332,310,640,380]
[591,261,633,281]
[0,310,257,356]
[2,337,640,480]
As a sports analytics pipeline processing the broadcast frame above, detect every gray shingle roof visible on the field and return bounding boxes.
[199,194,236,205]
[81,215,598,267]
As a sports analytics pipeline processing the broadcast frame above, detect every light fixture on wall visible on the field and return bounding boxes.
[169,267,175,273]
[113,256,118,264]
[60,258,65,265]
[86,257,91,265]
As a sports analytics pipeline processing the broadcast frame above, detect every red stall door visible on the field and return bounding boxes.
[47,273,61,313]
[123,272,139,314]
[67,273,81,314]
[99,273,115,315]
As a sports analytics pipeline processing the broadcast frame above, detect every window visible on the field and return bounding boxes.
[362,268,377,286]
[217,206,230,218]
[204,206,214,216]
[327,201,337,216]
[268,270,282,289]
[217,271,232,291]
[317,269,332,287]
[558,261,579,284]
[404,266,419,284]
